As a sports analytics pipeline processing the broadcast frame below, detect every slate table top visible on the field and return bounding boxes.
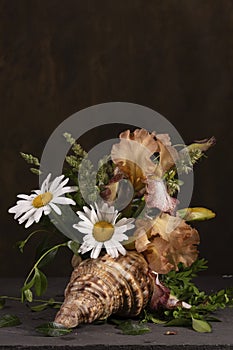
[0,277,232,350]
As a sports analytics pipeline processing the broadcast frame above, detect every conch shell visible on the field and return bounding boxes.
[55,251,154,328]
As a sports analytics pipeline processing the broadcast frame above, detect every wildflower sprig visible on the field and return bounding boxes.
[20,152,41,175]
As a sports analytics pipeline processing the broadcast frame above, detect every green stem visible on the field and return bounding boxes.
[0,296,62,304]
[23,242,68,288]
[25,230,49,243]
[18,229,51,252]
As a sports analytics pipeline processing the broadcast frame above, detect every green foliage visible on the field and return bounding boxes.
[189,149,205,165]
[142,259,233,333]
[20,152,40,166]
[37,249,58,269]
[142,310,166,324]
[163,169,183,196]
[67,240,80,256]
[63,133,99,206]
[162,258,208,299]
[30,168,42,175]
[28,298,62,312]
[96,155,115,186]
[35,322,72,337]
[176,148,205,175]
[16,230,50,254]
[34,268,48,296]
[77,158,99,204]
[63,132,87,158]
[164,146,206,191]
[191,317,212,333]
[110,318,150,335]
[63,133,116,206]
[21,242,68,302]
[0,314,21,328]
[0,295,61,312]
[63,132,87,173]
[20,152,41,175]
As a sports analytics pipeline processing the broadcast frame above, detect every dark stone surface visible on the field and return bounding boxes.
[0,277,232,349]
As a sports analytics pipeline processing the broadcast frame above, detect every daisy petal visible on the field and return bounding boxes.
[17,194,33,200]
[32,190,41,195]
[25,216,35,228]
[8,205,20,213]
[76,212,93,225]
[18,208,36,224]
[90,243,103,259]
[94,203,103,221]
[52,197,75,205]
[52,186,77,197]
[43,205,51,215]
[79,241,95,254]
[51,177,69,192]
[49,202,62,215]
[89,205,98,223]
[34,207,44,223]
[76,221,93,229]
[111,239,126,255]
[115,217,135,227]
[49,175,65,192]
[112,231,129,241]
[104,241,119,258]
[82,235,96,245]
[41,174,51,193]
[73,224,92,234]
[83,206,93,217]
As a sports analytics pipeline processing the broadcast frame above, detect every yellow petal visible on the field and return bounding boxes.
[187,137,216,152]
[177,207,216,222]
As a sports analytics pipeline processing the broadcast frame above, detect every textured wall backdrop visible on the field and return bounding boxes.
[1,0,232,276]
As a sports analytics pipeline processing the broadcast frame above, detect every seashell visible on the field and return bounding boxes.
[55,251,155,328]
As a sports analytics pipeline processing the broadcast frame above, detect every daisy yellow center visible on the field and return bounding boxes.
[92,221,114,242]
[32,192,53,208]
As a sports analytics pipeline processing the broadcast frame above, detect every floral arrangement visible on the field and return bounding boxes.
[2,128,232,336]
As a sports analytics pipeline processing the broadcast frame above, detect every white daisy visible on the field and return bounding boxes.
[8,174,77,228]
[73,203,135,259]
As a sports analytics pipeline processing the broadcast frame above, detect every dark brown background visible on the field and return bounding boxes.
[1,0,232,277]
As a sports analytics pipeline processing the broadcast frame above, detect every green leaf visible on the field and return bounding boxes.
[68,241,80,255]
[30,168,42,175]
[47,298,62,309]
[111,319,150,335]
[29,303,49,312]
[148,317,166,325]
[29,298,61,312]
[143,312,166,324]
[0,314,21,328]
[34,268,48,296]
[0,298,6,309]
[165,318,192,327]
[205,316,221,322]
[191,317,212,333]
[16,240,26,253]
[21,276,35,294]
[35,322,72,337]
[24,289,33,302]
[21,275,36,302]
[37,248,58,268]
